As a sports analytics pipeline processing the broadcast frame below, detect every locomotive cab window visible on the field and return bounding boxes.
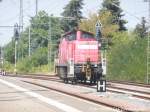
[66,32,76,41]
[82,32,94,39]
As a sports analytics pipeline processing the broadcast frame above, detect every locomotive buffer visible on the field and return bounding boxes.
[95,21,106,92]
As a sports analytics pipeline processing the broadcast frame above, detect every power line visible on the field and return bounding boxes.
[0,0,34,25]
[10,0,17,6]
[0,25,23,28]
[111,2,141,21]
[43,0,65,14]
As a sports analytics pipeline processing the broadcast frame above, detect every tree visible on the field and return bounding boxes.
[28,11,62,57]
[79,11,118,38]
[4,11,62,66]
[61,0,84,32]
[134,17,148,38]
[30,11,50,48]
[100,0,127,31]
[4,42,15,63]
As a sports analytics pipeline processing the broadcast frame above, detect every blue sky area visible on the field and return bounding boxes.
[0,0,149,46]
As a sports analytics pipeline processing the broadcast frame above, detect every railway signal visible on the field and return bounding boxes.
[95,20,102,42]
[95,21,107,92]
[14,23,19,40]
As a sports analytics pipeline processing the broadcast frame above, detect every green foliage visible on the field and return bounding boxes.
[17,47,48,73]
[30,47,48,67]
[3,61,14,72]
[79,12,118,38]
[134,17,148,38]
[30,11,50,48]
[4,42,15,63]
[107,32,147,83]
[4,11,62,61]
[61,0,84,32]
[100,0,127,31]
[4,10,62,73]
[3,1,146,84]
[31,65,49,73]
[17,58,33,73]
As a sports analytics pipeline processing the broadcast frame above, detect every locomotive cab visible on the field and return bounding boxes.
[56,30,103,84]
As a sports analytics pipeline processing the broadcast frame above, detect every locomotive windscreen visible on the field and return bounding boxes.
[65,31,76,41]
[81,32,94,39]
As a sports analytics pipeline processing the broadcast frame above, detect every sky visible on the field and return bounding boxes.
[0,0,149,46]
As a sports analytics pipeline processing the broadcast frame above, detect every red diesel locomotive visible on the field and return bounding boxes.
[55,29,103,84]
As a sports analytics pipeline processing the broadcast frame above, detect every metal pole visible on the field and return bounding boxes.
[1,47,3,68]
[147,0,150,84]
[0,47,2,69]
[0,47,2,61]
[28,26,31,57]
[14,41,18,74]
[145,0,150,84]
[48,17,51,72]
[19,0,23,31]
[36,0,38,16]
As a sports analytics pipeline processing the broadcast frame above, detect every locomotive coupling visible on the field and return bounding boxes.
[81,58,92,80]
[86,64,92,80]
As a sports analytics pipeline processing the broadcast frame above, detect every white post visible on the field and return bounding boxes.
[28,26,31,57]
[48,17,51,72]
[14,41,18,73]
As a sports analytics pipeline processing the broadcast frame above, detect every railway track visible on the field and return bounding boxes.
[6,74,150,101]
[78,83,150,100]
[5,74,150,111]
[23,80,130,112]
[108,80,150,88]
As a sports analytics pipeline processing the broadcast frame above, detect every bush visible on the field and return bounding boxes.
[107,32,147,83]
[16,47,48,73]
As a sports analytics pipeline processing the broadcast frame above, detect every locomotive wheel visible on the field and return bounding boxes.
[71,80,74,85]
[64,78,68,84]
[74,78,77,84]
[90,80,92,85]
[71,78,77,85]
[93,75,96,84]
[84,79,86,84]
[94,80,96,84]
[90,79,94,85]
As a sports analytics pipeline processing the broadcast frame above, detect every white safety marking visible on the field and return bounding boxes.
[0,79,82,112]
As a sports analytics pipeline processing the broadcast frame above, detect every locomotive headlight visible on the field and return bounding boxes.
[94,64,97,67]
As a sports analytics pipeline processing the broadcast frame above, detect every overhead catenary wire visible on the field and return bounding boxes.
[0,0,35,24]
[42,0,64,13]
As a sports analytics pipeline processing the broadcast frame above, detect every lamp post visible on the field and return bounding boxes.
[48,17,51,72]
[14,23,19,74]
